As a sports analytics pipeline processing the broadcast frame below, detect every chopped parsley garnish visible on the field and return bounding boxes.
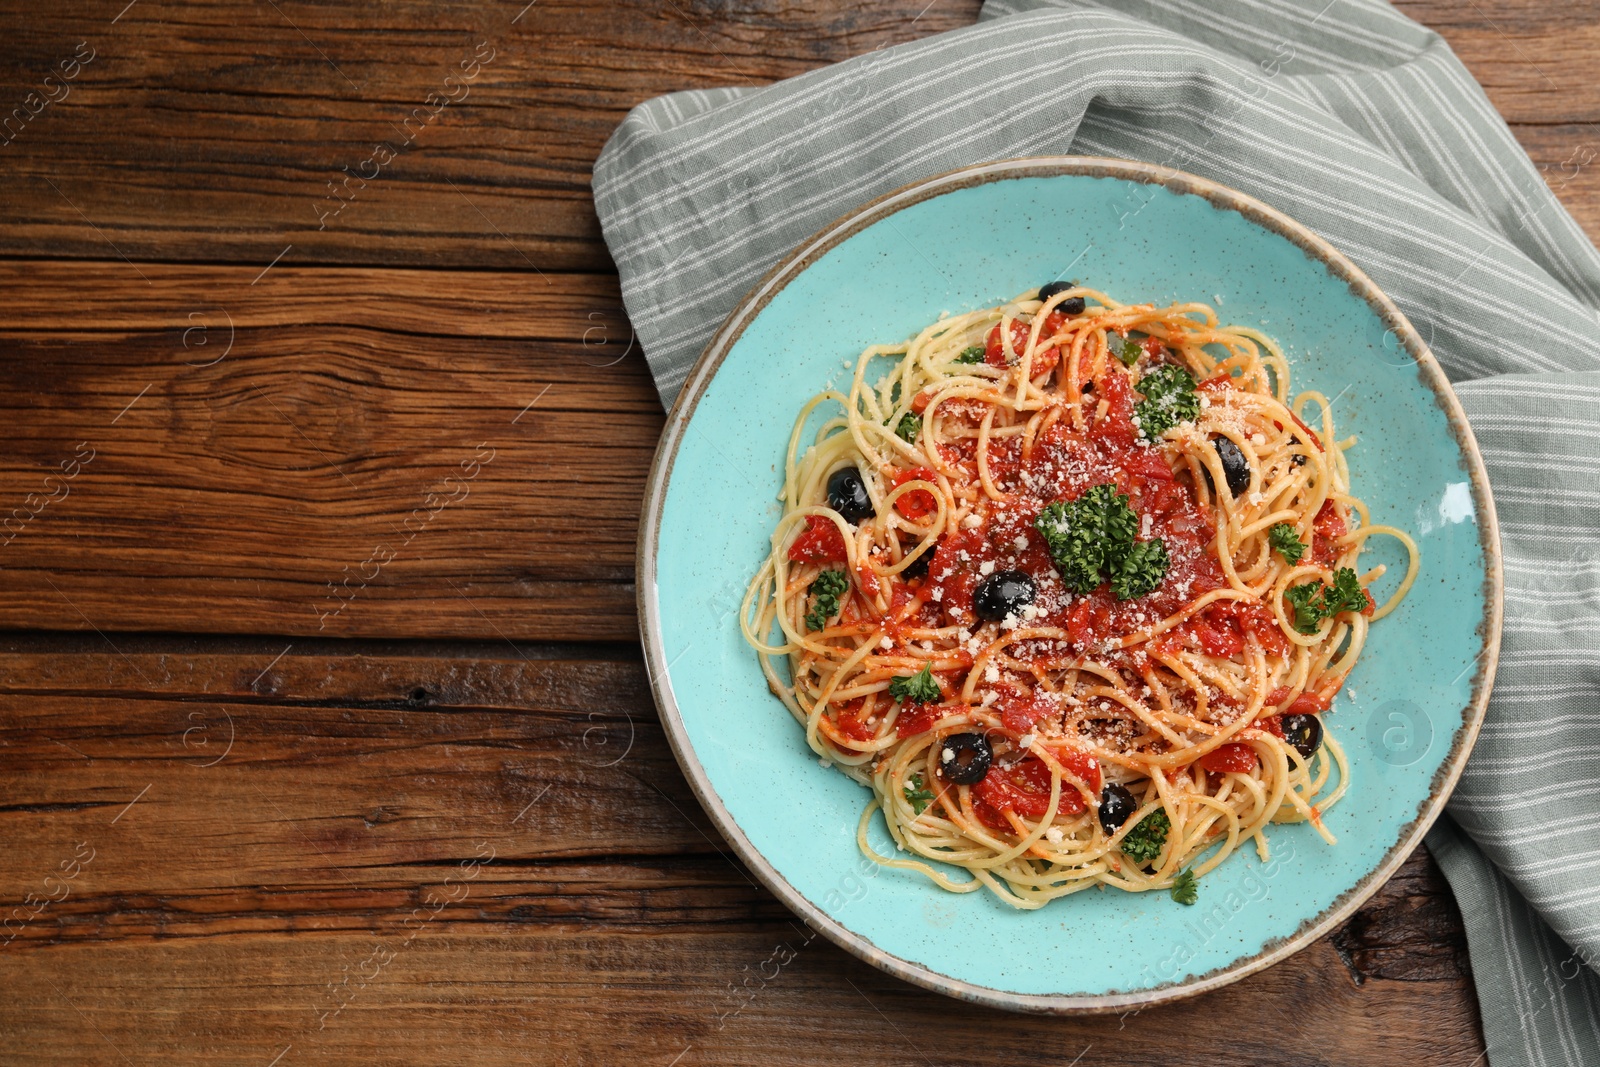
[887,663,940,704]
[1133,364,1200,439]
[1284,582,1322,634]
[1035,483,1168,600]
[903,773,935,816]
[894,411,922,444]
[1171,868,1198,906]
[1119,809,1170,864]
[1110,333,1142,367]
[953,345,986,364]
[1035,501,1102,593]
[1269,522,1306,565]
[1111,537,1169,601]
[1283,567,1368,635]
[1322,567,1369,616]
[804,570,850,632]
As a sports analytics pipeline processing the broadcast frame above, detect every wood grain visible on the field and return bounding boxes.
[0,0,984,271]
[0,642,1481,1065]
[8,0,1589,1061]
[0,0,1593,269]
[0,262,657,641]
[0,935,1480,1067]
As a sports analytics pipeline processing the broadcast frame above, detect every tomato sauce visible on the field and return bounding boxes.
[788,515,846,562]
[923,374,1224,650]
[984,311,1066,375]
[973,748,1101,822]
[1311,499,1346,566]
[1199,742,1257,774]
[886,466,939,519]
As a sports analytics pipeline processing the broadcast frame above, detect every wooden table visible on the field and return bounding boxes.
[1,2,1590,1062]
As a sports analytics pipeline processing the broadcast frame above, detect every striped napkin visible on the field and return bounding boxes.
[592,1,1600,1060]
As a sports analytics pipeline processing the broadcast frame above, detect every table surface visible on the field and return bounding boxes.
[1,1,1592,1063]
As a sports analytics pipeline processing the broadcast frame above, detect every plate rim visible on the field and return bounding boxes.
[635,155,1504,1013]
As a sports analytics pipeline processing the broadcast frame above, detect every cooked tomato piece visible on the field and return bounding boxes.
[971,796,1014,833]
[855,558,881,599]
[1314,500,1348,539]
[997,693,1054,736]
[1199,742,1257,773]
[788,515,847,562]
[823,699,877,744]
[1289,410,1323,451]
[974,755,1091,818]
[984,318,1062,376]
[1264,686,1333,718]
[1089,369,1137,447]
[894,702,942,738]
[886,467,939,519]
[1065,596,1110,647]
[1190,613,1245,657]
[1058,748,1103,794]
[977,436,1023,491]
[1200,600,1288,657]
[1123,447,1175,483]
[924,527,986,626]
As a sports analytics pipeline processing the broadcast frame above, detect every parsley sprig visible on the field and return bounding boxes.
[1111,537,1170,601]
[1170,868,1198,906]
[1133,365,1200,439]
[1035,483,1168,600]
[953,345,986,365]
[903,773,935,816]
[1269,522,1306,565]
[1283,567,1368,635]
[1119,809,1170,864]
[804,570,850,632]
[894,411,922,444]
[887,663,940,704]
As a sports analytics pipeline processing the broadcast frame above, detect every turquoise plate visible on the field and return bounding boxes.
[638,158,1501,1012]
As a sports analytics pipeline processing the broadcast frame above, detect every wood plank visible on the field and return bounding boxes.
[0,641,695,897]
[0,1,1594,269]
[0,262,659,641]
[0,261,630,339]
[1396,0,1600,123]
[0,0,984,270]
[0,931,1482,1067]
[0,642,1483,1064]
[0,934,1482,1067]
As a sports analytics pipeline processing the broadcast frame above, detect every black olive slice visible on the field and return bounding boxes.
[1037,281,1086,315]
[901,548,932,582]
[972,569,1037,623]
[937,732,992,785]
[1281,713,1323,761]
[1212,436,1251,496]
[826,466,874,523]
[1098,783,1137,834]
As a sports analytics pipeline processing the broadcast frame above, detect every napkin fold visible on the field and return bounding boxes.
[593,2,1600,1060]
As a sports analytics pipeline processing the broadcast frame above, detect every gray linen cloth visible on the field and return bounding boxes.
[592,1,1600,1060]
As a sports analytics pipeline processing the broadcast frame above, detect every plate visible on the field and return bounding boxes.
[637,157,1501,1012]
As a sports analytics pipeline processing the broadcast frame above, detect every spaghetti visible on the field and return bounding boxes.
[741,285,1418,909]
